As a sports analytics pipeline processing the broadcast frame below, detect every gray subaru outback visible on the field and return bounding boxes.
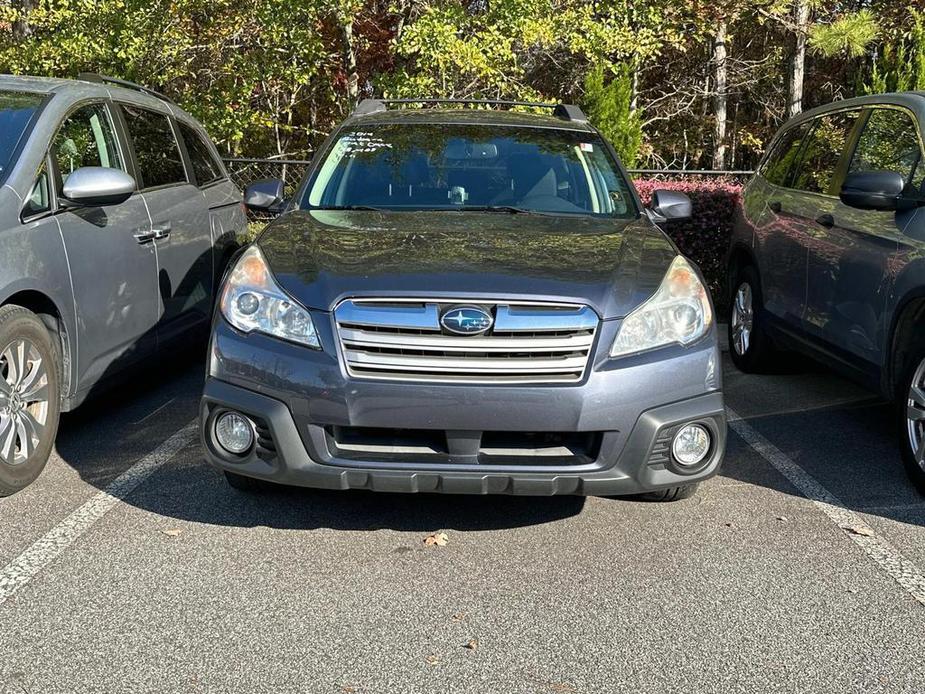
[201,99,725,500]
[0,74,245,495]
[726,92,925,494]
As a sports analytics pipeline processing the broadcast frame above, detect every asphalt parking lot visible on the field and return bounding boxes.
[1,335,924,694]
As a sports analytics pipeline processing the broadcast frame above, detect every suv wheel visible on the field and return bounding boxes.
[636,484,699,502]
[0,306,61,497]
[899,347,925,495]
[728,265,776,372]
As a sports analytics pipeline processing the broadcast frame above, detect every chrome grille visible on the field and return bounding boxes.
[334,299,599,384]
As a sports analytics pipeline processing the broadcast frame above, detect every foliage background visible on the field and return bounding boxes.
[1,0,920,168]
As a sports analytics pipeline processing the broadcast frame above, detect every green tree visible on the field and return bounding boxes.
[582,64,642,167]
[868,10,925,93]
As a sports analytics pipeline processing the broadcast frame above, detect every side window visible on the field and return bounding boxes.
[179,123,224,186]
[762,123,810,187]
[122,105,187,188]
[22,162,50,218]
[849,108,925,193]
[52,103,124,182]
[791,110,860,194]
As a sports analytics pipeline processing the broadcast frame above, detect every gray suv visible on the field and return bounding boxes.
[201,99,726,500]
[0,74,245,495]
[726,92,925,494]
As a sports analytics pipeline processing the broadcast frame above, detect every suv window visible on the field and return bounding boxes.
[52,102,124,181]
[179,123,224,186]
[791,110,860,194]
[303,124,636,218]
[762,122,810,187]
[849,108,925,193]
[23,162,51,218]
[122,105,187,188]
[0,90,45,185]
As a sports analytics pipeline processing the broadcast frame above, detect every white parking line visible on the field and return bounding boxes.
[727,407,925,606]
[0,420,197,607]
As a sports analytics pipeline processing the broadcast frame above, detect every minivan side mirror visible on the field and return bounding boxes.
[61,167,136,206]
[839,171,906,212]
[244,178,286,213]
[648,189,692,223]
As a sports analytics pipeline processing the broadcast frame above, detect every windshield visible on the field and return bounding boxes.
[302,123,636,218]
[0,90,46,184]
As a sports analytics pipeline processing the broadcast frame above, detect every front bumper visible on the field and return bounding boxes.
[199,318,726,496]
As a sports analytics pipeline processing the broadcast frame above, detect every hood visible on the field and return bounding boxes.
[256,210,678,319]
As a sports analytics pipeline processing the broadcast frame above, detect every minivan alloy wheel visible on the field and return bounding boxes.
[0,338,49,465]
[906,357,925,472]
[731,282,754,356]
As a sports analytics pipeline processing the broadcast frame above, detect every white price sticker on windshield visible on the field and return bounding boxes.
[580,142,594,152]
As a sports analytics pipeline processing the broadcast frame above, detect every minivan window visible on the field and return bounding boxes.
[303,124,637,218]
[23,162,51,217]
[122,105,187,188]
[52,103,124,180]
[791,110,859,194]
[179,122,224,186]
[0,90,45,184]
[762,122,810,187]
[849,108,925,192]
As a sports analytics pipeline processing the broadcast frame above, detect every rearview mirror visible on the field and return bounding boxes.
[244,178,285,213]
[840,171,905,211]
[648,189,692,223]
[61,167,135,206]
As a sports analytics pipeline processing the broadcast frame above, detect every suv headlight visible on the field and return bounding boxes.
[219,246,320,349]
[610,255,712,358]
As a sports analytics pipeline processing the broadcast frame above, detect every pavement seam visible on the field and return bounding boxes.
[728,407,925,607]
[0,420,197,607]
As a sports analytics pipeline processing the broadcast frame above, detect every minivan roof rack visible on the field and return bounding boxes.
[77,73,175,105]
[352,98,588,123]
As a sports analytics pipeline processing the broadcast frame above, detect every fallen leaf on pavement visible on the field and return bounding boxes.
[340,686,359,693]
[452,611,467,623]
[423,532,448,547]
[842,524,874,537]
[463,638,478,651]
[425,654,440,666]
[775,516,788,522]
[161,529,182,538]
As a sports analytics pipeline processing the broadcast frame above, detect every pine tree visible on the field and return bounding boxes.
[582,64,643,168]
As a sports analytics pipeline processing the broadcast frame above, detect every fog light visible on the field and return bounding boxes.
[214,411,255,455]
[671,424,711,467]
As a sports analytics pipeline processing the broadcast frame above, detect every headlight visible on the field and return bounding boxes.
[610,255,712,358]
[219,246,320,349]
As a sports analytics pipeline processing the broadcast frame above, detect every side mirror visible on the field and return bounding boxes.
[840,171,906,211]
[61,167,135,206]
[648,189,692,223]
[244,178,285,213]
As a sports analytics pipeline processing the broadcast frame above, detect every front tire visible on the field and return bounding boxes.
[899,346,925,495]
[0,306,61,497]
[728,265,777,373]
[636,484,699,502]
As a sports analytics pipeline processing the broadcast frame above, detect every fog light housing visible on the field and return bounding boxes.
[671,424,711,467]
[214,411,255,455]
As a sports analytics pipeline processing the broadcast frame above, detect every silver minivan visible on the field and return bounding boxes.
[0,74,245,495]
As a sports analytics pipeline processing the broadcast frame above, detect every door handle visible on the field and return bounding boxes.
[134,230,155,244]
[769,200,782,213]
[152,221,172,240]
[815,213,835,228]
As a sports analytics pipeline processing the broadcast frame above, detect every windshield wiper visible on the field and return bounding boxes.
[454,205,557,216]
[313,205,388,212]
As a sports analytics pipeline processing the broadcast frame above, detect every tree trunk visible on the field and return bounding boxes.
[12,0,37,39]
[788,0,811,119]
[340,9,359,107]
[712,21,728,171]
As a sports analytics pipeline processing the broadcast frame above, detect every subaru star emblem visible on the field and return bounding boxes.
[440,306,493,335]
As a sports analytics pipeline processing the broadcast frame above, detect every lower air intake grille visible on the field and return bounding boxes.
[334,299,598,384]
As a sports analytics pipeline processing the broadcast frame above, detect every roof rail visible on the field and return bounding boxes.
[352,98,588,123]
[76,73,175,105]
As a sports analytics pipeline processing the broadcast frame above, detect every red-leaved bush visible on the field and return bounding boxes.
[633,178,742,304]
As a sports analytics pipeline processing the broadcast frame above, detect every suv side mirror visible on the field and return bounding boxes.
[244,178,286,213]
[61,167,135,206]
[840,171,905,211]
[648,189,692,223]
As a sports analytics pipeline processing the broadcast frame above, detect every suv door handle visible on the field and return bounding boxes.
[134,230,155,244]
[815,213,835,228]
[152,222,172,240]
[769,200,782,213]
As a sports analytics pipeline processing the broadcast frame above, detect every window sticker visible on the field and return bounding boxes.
[580,142,594,152]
